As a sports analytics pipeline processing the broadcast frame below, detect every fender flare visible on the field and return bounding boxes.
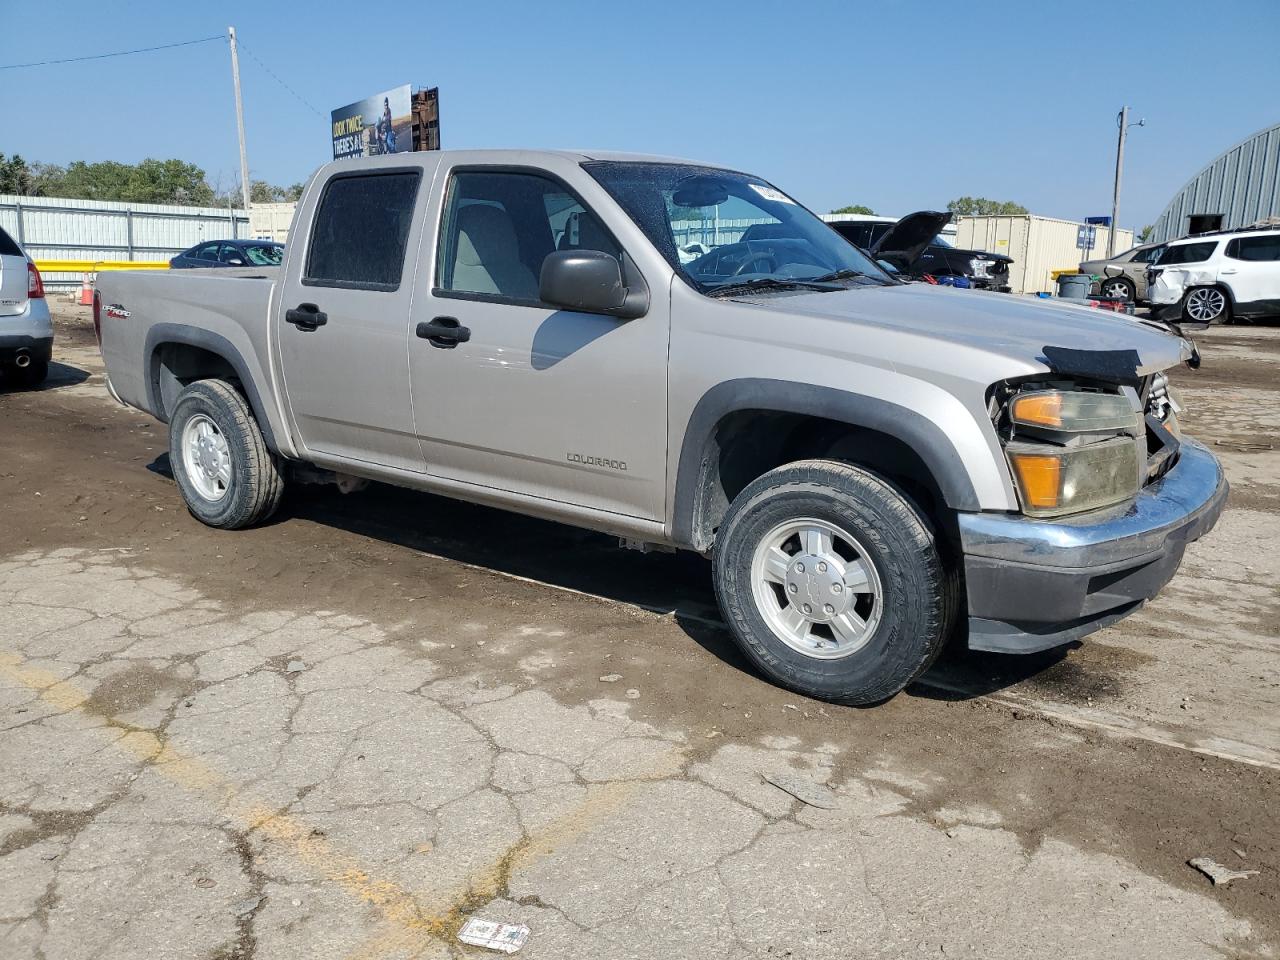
[671,378,980,548]
[143,322,280,451]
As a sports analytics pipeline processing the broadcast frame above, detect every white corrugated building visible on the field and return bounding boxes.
[1150,120,1280,243]
[952,216,1134,295]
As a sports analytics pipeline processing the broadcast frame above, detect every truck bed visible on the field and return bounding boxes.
[97,267,281,429]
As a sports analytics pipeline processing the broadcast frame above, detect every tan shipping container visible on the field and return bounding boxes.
[952,216,1134,295]
[249,202,298,243]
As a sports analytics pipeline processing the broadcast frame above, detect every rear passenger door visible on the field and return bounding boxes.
[277,163,437,472]
[406,165,669,520]
[1222,235,1280,310]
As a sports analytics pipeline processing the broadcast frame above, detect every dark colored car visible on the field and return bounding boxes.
[830,212,1013,292]
[170,240,284,269]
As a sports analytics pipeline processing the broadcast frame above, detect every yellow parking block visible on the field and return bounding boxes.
[34,259,170,273]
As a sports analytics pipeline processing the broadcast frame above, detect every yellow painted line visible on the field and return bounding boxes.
[34,260,169,273]
[0,651,450,943]
[0,647,681,958]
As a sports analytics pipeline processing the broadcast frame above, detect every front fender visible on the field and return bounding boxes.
[671,378,1008,549]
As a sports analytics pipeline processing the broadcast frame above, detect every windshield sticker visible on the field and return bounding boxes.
[748,183,795,204]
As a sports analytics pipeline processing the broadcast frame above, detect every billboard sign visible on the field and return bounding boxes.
[331,85,413,161]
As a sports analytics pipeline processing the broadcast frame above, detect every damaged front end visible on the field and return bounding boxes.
[955,341,1225,655]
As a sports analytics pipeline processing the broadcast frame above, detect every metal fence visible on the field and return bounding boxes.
[0,194,249,290]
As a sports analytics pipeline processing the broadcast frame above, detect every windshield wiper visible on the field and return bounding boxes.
[705,277,840,298]
[806,268,871,283]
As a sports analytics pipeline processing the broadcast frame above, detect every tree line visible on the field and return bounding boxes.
[0,153,303,207]
[831,198,1030,217]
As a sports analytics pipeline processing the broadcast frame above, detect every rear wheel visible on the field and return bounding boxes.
[713,460,950,705]
[169,379,284,529]
[1099,276,1135,301]
[1182,286,1230,325]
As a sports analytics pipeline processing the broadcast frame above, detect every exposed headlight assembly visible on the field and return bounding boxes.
[1000,388,1144,517]
[1006,437,1143,517]
[1010,390,1142,435]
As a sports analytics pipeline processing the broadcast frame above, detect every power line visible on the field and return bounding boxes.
[235,36,326,119]
[0,35,226,70]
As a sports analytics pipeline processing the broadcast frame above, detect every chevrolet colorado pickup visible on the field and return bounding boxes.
[95,150,1227,704]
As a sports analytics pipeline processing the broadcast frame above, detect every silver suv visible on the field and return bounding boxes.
[0,225,53,387]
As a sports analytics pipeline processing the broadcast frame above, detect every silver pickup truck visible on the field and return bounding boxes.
[96,150,1227,704]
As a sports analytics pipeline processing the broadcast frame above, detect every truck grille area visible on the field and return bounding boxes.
[1142,373,1181,485]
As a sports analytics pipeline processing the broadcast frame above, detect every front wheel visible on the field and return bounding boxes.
[169,379,284,529]
[713,460,950,705]
[1182,286,1230,325]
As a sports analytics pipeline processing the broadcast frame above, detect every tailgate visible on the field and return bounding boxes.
[0,253,27,317]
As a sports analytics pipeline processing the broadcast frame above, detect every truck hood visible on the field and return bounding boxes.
[756,283,1192,378]
[871,210,952,269]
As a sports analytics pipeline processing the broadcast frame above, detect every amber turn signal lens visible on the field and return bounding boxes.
[1010,393,1063,428]
[1008,453,1062,510]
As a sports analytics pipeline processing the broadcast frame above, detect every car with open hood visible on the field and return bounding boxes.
[828,211,1014,291]
[94,149,1225,707]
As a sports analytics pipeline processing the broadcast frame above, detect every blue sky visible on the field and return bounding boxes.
[3,0,1277,229]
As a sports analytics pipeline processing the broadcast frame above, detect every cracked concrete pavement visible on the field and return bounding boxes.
[0,310,1277,958]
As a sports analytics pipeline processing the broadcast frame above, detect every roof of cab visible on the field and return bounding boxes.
[320,148,723,172]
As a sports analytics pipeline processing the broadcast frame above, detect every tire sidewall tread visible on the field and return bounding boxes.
[713,459,947,706]
[168,379,283,530]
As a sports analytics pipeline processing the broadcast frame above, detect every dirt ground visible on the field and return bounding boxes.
[1,305,1277,959]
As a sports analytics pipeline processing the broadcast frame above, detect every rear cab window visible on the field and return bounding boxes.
[305,171,421,291]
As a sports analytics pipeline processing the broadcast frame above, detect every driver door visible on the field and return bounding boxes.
[407,165,669,520]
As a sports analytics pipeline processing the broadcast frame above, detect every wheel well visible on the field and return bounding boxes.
[689,410,953,552]
[152,342,239,420]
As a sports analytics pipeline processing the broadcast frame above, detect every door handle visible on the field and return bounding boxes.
[416,316,471,349]
[1219,269,1237,275]
[285,303,328,330]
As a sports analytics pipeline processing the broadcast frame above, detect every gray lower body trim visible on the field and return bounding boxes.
[957,438,1228,654]
[0,334,53,365]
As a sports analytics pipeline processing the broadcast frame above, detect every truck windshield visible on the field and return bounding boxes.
[583,161,892,294]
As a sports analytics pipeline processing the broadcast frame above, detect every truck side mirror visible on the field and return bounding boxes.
[539,250,646,319]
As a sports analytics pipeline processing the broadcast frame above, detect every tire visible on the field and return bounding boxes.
[168,379,284,529]
[1181,286,1230,325]
[8,360,48,388]
[713,459,949,706]
[1099,276,1135,302]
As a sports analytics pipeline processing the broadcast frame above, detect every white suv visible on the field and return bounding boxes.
[1148,228,1280,325]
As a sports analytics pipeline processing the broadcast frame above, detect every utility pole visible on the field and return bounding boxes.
[1109,106,1145,257]
[228,27,251,214]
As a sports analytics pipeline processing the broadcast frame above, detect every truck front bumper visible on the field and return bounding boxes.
[957,438,1228,654]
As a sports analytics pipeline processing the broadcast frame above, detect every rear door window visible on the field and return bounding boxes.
[1226,235,1280,262]
[305,171,421,291]
[1158,241,1217,265]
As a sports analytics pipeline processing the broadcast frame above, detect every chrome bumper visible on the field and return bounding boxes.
[956,439,1228,653]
